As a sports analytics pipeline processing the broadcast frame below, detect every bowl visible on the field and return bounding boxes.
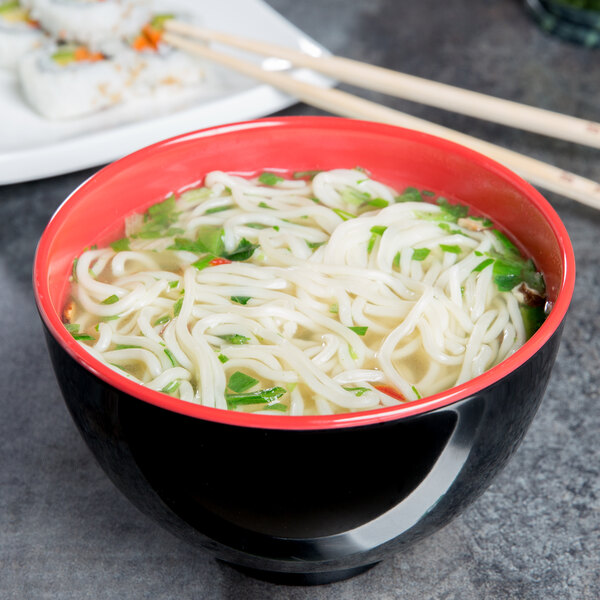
[33,117,575,585]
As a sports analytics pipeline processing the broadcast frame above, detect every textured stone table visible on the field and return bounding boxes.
[1,1,598,598]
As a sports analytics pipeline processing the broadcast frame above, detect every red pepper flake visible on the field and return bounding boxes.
[209,257,231,266]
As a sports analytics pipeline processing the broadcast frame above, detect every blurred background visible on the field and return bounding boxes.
[1,1,598,598]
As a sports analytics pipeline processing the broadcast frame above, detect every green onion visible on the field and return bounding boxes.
[245,223,268,229]
[164,348,178,367]
[114,344,141,350]
[332,208,356,221]
[263,402,288,412]
[367,198,389,208]
[306,240,326,249]
[258,172,284,186]
[343,386,370,397]
[153,315,170,326]
[411,385,422,399]
[412,248,431,261]
[472,258,494,273]
[101,294,119,305]
[329,304,339,314]
[72,334,95,341]
[168,280,179,289]
[520,305,547,339]
[218,334,250,345]
[218,354,229,363]
[292,170,322,180]
[340,188,371,206]
[180,187,212,202]
[348,345,358,360]
[228,371,259,393]
[349,326,368,336]
[205,205,233,214]
[64,323,80,333]
[161,380,181,394]
[110,237,130,252]
[273,225,280,231]
[440,244,462,254]
[173,297,183,317]
[258,201,273,209]
[231,296,251,305]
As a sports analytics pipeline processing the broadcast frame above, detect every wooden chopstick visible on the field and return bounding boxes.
[162,30,600,210]
[166,20,600,150]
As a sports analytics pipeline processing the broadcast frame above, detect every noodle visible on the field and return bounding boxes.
[63,168,548,416]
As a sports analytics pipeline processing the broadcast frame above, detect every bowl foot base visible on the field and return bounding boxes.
[219,560,380,586]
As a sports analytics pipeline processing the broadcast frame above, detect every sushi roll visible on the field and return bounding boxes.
[123,14,204,95]
[0,0,46,69]
[19,42,128,118]
[29,0,151,48]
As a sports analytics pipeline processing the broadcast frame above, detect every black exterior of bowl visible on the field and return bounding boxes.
[43,320,565,585]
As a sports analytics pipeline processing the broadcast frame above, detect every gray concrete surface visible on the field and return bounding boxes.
[1,1,598,598]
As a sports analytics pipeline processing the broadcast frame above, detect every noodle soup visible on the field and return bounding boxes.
[63,168,548,416]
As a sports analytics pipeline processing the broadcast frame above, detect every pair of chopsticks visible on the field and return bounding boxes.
[163,21,600,210]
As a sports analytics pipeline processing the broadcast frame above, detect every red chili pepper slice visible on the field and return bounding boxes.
[374,384,406,402]
[209,257,231,266]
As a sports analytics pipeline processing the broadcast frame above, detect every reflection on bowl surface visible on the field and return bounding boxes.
[34,117,575,585]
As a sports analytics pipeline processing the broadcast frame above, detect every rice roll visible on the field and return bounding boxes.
[29,0,151,48]
[0,0,45,69]
[19,42,128,118]
[123,14,204,95]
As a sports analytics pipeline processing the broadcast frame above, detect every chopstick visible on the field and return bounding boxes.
[166,21,600,150]
[162,29,600,210]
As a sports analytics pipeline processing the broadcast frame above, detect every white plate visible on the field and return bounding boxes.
[0,0,331,184]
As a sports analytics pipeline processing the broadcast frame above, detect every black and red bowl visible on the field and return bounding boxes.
[33,117,575,585]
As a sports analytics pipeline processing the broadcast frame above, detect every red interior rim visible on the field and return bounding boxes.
[33,117,576,431]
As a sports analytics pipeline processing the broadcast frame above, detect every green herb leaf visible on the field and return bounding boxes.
[491,229,522,260]
[520,305,547,339]
[219,333,250,345]
[222,238,258,262]
[228,371,259,393]
[437,197,469,220]
[135,194,180,239]
[349,326,368,336]
[110,237,130,252]
[412,248,431,261]
[493,258,523,291]
[226,386,286,408]
[231,296,251,305]
[259,172,284,186]
[192,255,215,271]
[395,187,423,203]
[263,402,288,412]
[101,294,119,305]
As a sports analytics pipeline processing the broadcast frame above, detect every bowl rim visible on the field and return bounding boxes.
[34,116,576,431]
